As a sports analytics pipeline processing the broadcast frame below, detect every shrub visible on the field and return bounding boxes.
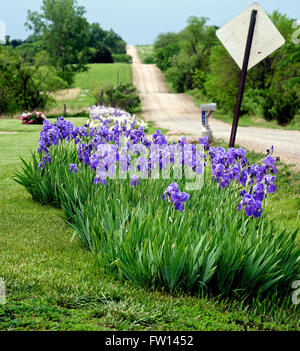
[112,54,132,64]
[19,111,46,125]
[262,90,300,125]
[241,89,265,116]
[94,83,140,112]
[87,45,113,64]
[165,54,197,93]
[192,69,207,94]
[143,54,155,64]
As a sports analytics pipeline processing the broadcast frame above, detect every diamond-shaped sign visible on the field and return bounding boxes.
[216,2,285,70]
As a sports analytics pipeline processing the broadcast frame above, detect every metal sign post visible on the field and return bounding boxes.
[229,9,257,147]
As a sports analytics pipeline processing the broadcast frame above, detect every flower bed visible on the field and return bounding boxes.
[15,116,300,298]
[87,105,148,131]
[19,111,46,125]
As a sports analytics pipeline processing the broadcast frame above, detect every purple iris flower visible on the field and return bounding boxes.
[213,164,225,177]
[170,191,190,203]
[130,175,140,186]
[264,175,276,193]
[236,148,246,158]
[163,183,190,212]
[239,170,248,187]
[198,136,209,148]
[238,193,263,218]
[69,163,78,174]
[162,182,179,200]
[93,174,106,185]
[35,111,280,220]
[47,153,52,165]
[263,155,277,174]
[253,182,265,201]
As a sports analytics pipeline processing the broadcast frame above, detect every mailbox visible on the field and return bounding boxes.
[200,103,216,143]
[201,103,217,113]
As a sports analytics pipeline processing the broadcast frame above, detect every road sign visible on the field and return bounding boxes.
[216,3,285,71]
[216,2,285,147]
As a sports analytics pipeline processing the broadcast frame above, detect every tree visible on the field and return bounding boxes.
[204,43,240,112]
[179,17,217,71]
[250,12,300,124]
[26,0,90,85]
[165,53,197,92]
[15,41,44,64]
[204,11,300,123]
[87,44,113,64]
[88,23,107,48]
[10,39,24,48]
[0,47,20,114]
[0,46,66,114]
[153,32,180,71]
[103,29,126,54]
[86,23,127,63]
[153,18,217,92]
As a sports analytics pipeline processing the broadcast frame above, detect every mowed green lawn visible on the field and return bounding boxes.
[74,63,132,90]
[0,120,299,331]
[53,63,133,113]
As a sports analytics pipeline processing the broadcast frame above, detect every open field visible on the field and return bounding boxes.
[74,63,132,90]
[49,63,133,115]
[0,119,299,331]
[52,89,81,101]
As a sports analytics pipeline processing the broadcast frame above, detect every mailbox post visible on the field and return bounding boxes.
[200,103,216,143]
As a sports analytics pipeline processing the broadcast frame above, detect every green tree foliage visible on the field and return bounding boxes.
[1,1,127,113]
[179,16,217,71]
[155,11,300,125]
[166,54,197,92]
[15,41,45,64]
[94,83,140,112]
[25,0,127,83]
[112,54,132,64]
[154,17,216,93]
[26,0,90,85]
[87,45,113,64]
[0,47,66,114]
[204,43,240,112]
[86,23,127,64]
[103,29,126,54]
[88,23,107,47]
[0,48,20,114]
[154,32,181,71]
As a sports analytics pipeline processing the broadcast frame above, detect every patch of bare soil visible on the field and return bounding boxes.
[52,88,81,101]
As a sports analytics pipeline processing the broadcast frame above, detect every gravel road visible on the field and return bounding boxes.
[127,46,300,170]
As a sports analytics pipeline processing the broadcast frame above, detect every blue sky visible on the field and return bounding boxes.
[1,0,299,44]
